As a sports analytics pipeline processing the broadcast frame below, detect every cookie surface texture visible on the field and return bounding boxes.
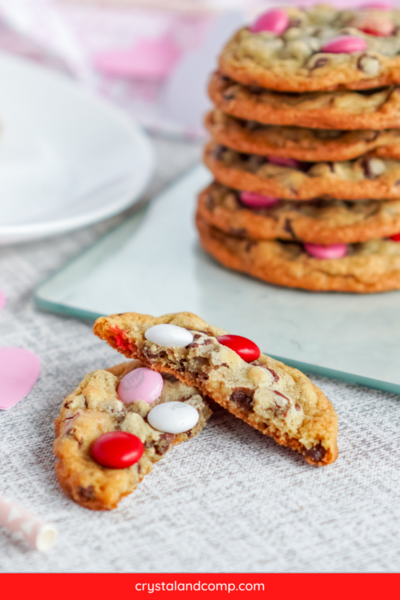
[204,143,400,201]
[196,216,400,294]
[219,6,400,92]
[198,182,400,245]
[93,312,339,467]
[206,110,400,163]
[209,72,400,131]
[54,360,211,510]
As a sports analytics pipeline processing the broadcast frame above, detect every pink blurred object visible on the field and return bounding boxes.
[361,2,393,9]
[250,9,289,34]
[0,290,5,310]
[0,495,57,552]
[95,35,182,79]
[0,347,40,410]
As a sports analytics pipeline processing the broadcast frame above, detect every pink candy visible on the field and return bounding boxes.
[0,348,41,410]
[305,243,347,260]
[250,9,289,35]
[268,156,301,169]
[321,36,367,54]
[118,367,163,405]
[240,191,280,208]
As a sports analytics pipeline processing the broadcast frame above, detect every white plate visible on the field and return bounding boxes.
[0,53,154,245]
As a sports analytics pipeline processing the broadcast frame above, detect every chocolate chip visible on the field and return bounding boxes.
[245,240,256,252]
[203,339,213,346]
[218,72,231,83]
[145,350,167,360]
[230,227,248,237]
[161,373,179,383]
[295,403,301,411]
[310,57,329,70]
[231,387,255,410]
[213,145,227,161]
[223,90,236,101]
[283,218,296,239]
[78,485,95,501]
[186,342,199,349]
[266,367,279,383]
[206,194,216,211]
[274,390,290,402]
[357,54,381,77]
[248,85,263,95]
[305,443,326,463]
[245,120,263,132]
[155,433,175,455]
[193,334,201,341]
[84,397,89,409]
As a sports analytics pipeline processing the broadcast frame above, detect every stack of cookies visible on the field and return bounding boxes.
[196,3,400,293]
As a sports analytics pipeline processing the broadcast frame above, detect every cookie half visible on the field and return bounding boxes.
[206,110,400,163]
[94,313,339,467]
[209,72,400,131]
[54,360,211,510]
[204,142,400,201]
[197,182,400,245]
[219,7,400,92]
[197,216,400,293]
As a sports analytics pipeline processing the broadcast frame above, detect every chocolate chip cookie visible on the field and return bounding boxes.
[219,6,400,92]
[196,215,400,293]
[197,182,400,245]
[54,360,211,510]
[94,313,338,466]
[205,142,400,201]
[209,72,400,131]
[206,110,400,162]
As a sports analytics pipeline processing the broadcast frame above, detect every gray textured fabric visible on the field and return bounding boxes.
[1,139,400,573]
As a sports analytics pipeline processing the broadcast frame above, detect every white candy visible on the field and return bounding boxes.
[145,324,193,348]
[147,401,199,434]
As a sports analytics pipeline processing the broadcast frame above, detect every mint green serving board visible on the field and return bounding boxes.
[35,165,400,394]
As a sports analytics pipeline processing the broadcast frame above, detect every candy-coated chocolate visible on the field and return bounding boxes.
[321,36,367,54]
[268,156,301,169]
[91,431,144,469]
[250,9,289,34]
[145,324,193,348]
[217,334,260,363]
[305,243,347,260]
[240,191,280,209]
[118,367,163,404]
[147,401,199,434]
[390,232,400,241]
[359,17,394,37]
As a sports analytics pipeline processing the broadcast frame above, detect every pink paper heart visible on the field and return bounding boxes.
[0,348,40,410]
[0,290,5,310]
[94,36,181,80]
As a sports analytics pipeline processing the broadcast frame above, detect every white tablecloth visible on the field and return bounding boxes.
[1,139,400,573]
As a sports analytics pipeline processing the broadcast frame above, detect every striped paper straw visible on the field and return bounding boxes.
[0,494,58,552]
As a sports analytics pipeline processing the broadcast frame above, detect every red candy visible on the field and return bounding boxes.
[390,232,400,241]
[91,431,144,469]
[217,335,260,363]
